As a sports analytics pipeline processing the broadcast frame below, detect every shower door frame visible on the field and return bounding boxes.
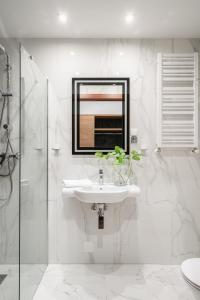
[19,43,49,300]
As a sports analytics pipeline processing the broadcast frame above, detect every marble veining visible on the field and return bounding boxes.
[33,264,200,300]
[0,39,19,265]
[0,39,20,300]
[21,38,200,264]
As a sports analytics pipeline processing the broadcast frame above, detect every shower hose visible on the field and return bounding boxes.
[0,50,18,208]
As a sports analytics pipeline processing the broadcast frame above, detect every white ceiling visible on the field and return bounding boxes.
[0,0,200,38]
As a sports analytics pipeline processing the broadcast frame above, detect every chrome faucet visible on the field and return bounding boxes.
[99,169,104,186]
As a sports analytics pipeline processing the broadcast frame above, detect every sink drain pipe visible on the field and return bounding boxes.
[91,203,107,229]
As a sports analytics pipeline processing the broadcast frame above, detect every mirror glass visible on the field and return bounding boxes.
[72,78,129,154]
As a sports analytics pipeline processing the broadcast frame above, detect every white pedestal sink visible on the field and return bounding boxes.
[63,184,140,203]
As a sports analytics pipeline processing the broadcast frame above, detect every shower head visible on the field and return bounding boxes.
[0,44,6,56]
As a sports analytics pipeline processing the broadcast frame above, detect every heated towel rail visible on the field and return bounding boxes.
[157,52,198,150]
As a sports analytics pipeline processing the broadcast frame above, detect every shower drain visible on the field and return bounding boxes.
[0,274,7,285]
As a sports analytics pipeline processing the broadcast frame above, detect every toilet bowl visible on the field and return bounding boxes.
[181,258,200,290]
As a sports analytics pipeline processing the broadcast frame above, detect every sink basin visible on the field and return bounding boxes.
[73,184,140,203]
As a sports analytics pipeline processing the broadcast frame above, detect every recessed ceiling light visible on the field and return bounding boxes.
[75,71,80,75]
[119,52,124,56]
[58,13,67,24]
[70,51,75,56]
[125,13,134,24]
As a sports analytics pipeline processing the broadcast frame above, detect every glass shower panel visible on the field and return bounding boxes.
[0,40,20,300]
[20,46,48,300]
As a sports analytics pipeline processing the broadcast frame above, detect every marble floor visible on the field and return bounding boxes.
[20,264,47,300]
[0,264,47,300]
[0,264,19,300]
[33,264,200,300]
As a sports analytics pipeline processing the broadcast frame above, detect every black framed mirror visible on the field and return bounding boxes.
[72,78,130,155]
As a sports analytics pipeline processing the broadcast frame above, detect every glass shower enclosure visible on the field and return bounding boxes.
[0,40,20,300]
[19,46,48,300]
[0,41,48,300]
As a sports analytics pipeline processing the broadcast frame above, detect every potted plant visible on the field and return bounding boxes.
[95,146,142,186]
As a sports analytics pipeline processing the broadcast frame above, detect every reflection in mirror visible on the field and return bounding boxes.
[72,78,129,154]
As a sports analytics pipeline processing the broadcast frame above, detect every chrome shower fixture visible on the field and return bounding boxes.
[0,44,12,97]
[0,44,16,207]
[0,44,6,56]
[0,90,13,97]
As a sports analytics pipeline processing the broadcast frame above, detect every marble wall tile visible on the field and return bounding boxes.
[0,38,19,265]
[22,38,200,264]
[0,38,20,300]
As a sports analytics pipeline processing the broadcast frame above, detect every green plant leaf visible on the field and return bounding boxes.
[114,145,121,153]
[95,151,108,159]
[130,149,142,161]
[95,151,103,158]
[95,146,142,163]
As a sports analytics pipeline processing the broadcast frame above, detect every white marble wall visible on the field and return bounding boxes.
[22,38,200,264]
[0,38,19,265]
[0,38,19,300]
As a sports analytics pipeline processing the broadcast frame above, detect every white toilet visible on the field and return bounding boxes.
[181,258,200,290]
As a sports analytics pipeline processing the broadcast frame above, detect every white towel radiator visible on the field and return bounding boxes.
[157,52,198,150]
